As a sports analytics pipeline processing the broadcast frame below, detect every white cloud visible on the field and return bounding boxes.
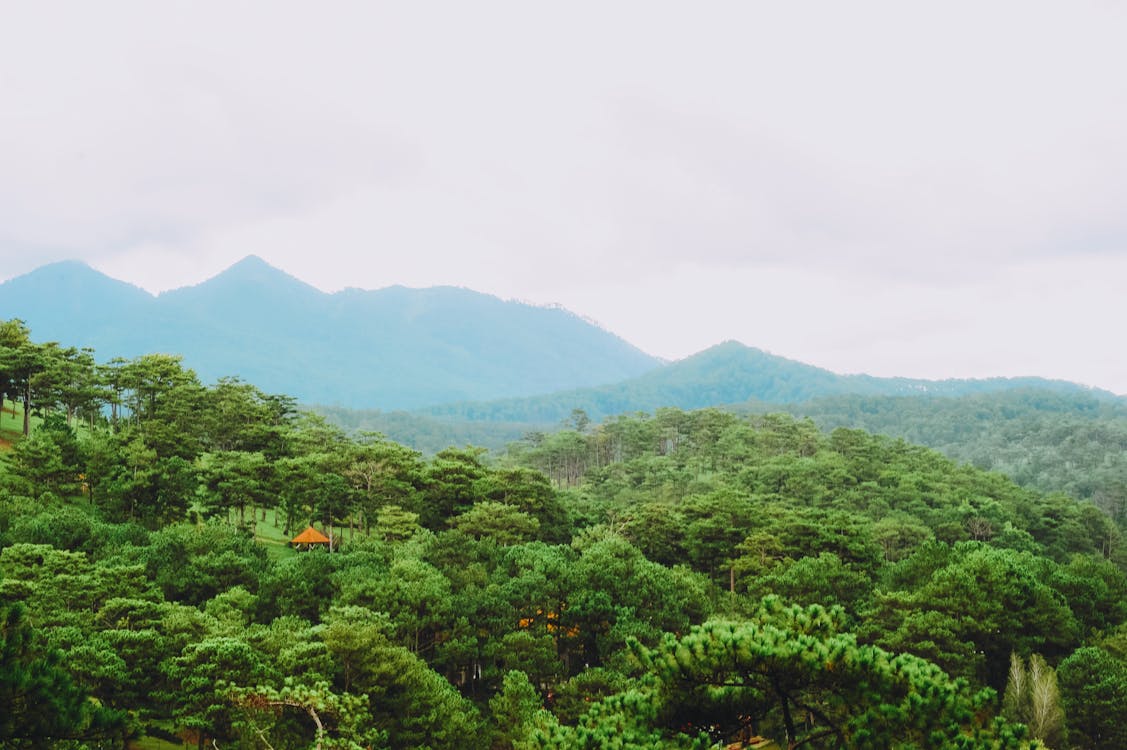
[3,1,1127,393]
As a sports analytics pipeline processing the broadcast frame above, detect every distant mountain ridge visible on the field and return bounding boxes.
[0,256,661,408]
[3,258,1117,417]
[416,340,1117,424]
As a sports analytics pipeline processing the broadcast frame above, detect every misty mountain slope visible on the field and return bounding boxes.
[0,260,153,351]
[4,257,1112,420]
[416,340,1113,424]
[0,256,661,408]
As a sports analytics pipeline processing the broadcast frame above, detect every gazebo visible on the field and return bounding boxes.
[290,525,332,551]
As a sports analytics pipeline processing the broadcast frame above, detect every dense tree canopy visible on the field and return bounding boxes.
[1,322,1125,748]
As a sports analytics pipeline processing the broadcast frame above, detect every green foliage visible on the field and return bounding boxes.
[865,544,1079,687]
[788,389,1127,533]
[531,684,707,750]
[3,323,1125,746]
[201,376,296,455]
[550,668,634,726]
[0,543,153,628]
[1057,647,1127,749]
[488,670,544,749]
[329,623,485,749]
[375,504,421,542]
[3,426,76,498]
[343,433,425,532]
[162,636,278,744]
[0,602,126,747]
[421,447,489,528]
[229,678,386,750]
[631,601,1032,749]
[257,549,343,622]
[745,552,872,613]
[453,501,542,545]
[144,523,269,605]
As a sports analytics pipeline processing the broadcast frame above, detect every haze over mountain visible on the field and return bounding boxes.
[415,340,1116,425]
[0,256,660,408]
[2,257,1116,418]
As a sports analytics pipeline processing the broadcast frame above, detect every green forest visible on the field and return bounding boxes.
[776,391,1127,522]
[3,318,1127,750]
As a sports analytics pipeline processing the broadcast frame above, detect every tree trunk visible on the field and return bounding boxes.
[772,677,797,749]
[21,386,31,436]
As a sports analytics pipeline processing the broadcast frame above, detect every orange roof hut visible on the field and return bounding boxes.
[291,525,332,549]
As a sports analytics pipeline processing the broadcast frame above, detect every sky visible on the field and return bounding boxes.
[3,2,1127,394]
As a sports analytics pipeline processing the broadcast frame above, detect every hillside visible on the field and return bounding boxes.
[315,342,1122,454]
[320,386,1127,526]
[775,389,1127,522]
[4,322,1127,749]
[0,257,660,408]
[415,340,1113,424]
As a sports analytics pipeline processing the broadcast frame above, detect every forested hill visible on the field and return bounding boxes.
[0,257,660,408]
[415,340,1113,424]
[4,323,1127,747]
[775,389,1127,524]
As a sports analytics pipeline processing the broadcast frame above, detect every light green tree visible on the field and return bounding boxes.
[376,504,421,542]
[488,670,544,749]
[452,501,541,545]
[1002,652,1064,748]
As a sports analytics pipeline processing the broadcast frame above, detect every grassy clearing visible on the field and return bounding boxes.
[0,402,83,449]
[130,722,186,749]
[252,511,366,559]
[1,403,22,448]
[130,736,183,750]
[253,510,298,561]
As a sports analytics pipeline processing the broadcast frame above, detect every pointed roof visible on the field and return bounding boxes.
[291,526,331,544]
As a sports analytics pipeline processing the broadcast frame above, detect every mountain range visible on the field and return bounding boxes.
[0,257,1116,416]
[0,257,659,408]
[414,339,1116,424]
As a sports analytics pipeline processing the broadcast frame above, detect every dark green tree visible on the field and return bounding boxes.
[420,447,489,529]
[0,602,126,747]
[1057,647,1127,750]
[0,321,52,437]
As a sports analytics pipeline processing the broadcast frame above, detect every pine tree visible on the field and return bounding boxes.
[0,602,126,747]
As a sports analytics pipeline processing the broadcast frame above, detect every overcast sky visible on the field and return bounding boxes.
[3,2,1126,394]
